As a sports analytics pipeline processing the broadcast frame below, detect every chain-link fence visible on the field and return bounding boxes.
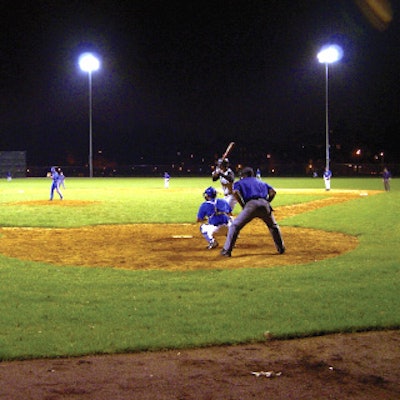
[24,162,399,178]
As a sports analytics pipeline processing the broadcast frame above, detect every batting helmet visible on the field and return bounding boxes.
[204,186,217,199]
[217,158,229,166]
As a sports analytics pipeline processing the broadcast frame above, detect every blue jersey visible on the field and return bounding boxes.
[197,198,232,226]
[323,169,332,179]
[383,170,391,180]
[52,171,60,183]
[233,177,273,203]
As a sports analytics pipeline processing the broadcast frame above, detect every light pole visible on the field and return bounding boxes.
[79,53,100,177]
[317,45,343,171]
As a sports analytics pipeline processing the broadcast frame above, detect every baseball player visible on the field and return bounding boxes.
[58,168,66,189]
[220,167,285,257]
[382,167,391,191]
[164,171,170,188]
[211,158,237,210]
[323,167,332,191]
[48,166,63,200]
[197,186,232,250]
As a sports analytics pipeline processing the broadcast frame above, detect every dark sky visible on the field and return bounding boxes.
[1,0,399,167]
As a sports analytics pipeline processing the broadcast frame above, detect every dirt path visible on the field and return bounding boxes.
[1,331,399,399]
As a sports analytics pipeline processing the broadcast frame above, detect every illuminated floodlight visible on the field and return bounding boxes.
[316,44,343,176]
[317,45,343,64]
[78,52,100,178]
[79,53,100,73]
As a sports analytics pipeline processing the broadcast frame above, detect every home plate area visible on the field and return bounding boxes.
[0,191,374,271]
[0,221,357,271]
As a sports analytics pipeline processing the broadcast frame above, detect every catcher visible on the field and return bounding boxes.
[197,186,232,250]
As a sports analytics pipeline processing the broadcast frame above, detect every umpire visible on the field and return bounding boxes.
[220,167,285,257]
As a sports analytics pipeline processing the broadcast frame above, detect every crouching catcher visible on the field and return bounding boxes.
[197,187,232,250]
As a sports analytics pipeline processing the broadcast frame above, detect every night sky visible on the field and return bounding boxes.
[1,0,399,168]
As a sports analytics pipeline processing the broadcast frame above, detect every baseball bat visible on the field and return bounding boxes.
[221,141,235,160]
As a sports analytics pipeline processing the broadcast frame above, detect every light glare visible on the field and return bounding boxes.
[317,45,343,64]
[79,53,100,72]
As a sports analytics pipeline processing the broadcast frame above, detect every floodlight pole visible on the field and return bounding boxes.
[79,53,100,178]
[87,70,94,178]
[317,44,343,172]
[324,62,330,171]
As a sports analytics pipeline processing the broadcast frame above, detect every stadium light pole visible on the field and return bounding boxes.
[79,53,100,178]
[317,45,343,171]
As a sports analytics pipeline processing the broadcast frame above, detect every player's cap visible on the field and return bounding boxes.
[240,167,254,178]
[204,186,217,199]
[218,158,229,166]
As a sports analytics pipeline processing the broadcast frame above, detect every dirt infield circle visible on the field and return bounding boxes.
[0,190,377,271]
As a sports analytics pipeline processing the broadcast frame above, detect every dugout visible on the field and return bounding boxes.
[0,151,27,178]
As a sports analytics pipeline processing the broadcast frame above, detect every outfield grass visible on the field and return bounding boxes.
[0,176,399,360]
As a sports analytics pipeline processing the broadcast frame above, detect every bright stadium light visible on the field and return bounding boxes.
[79,53,100,178]
[317,44,343,172]
[317,45,343,64]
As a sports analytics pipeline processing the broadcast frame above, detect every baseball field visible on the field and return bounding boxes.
[0,176,399,398]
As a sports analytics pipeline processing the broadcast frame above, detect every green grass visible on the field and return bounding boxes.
[0,176,399,360]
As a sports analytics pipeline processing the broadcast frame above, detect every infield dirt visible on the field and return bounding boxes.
[1,189,398,399]
[0,190,365,270]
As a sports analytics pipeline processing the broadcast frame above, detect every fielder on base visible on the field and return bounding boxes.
[323,167,332,191]
[211,158,237,210]
[197,186,232,250]
[382,167,391,191]
[164,171,170,188]
[220,167,285,257]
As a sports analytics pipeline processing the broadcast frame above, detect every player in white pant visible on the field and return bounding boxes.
[197,187,232,250]
[212,158,237,211]
[323,167,332,191]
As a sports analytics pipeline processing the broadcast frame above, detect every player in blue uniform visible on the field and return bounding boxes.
[382,167,391,191]
[212,158,237,210]
[220,167,285,257]
[48,166,63,200]
[164,171,170,188]
[323,167,332,191]
[197,186,232,249]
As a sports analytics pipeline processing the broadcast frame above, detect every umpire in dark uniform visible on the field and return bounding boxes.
[220,167,285,257]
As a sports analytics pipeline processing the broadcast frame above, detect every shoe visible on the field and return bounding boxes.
[220,249,231,257]
[207,240,218,250]
[278,246,286,254]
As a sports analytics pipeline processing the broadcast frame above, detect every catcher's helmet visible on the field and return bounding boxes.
[204,186,217,199]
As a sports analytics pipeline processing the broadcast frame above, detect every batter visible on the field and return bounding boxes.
[211,158,237,210]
